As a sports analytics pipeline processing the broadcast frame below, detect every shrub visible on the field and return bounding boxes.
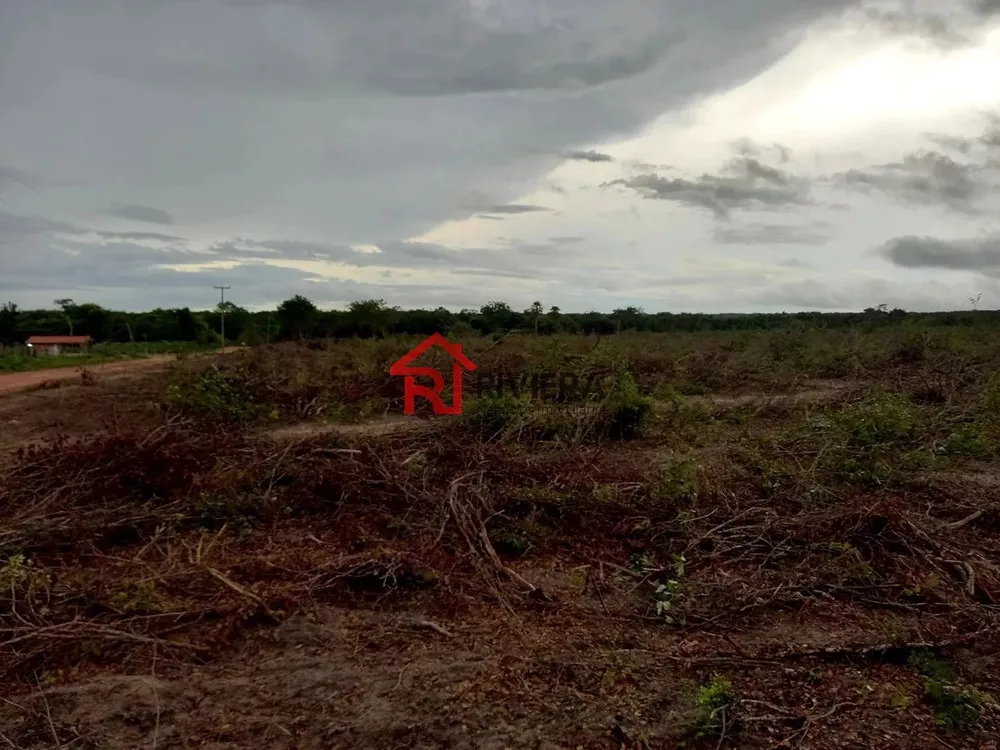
[691,676,738,739]
[839,393,914,447]
[908,650,994,731]
[464,392,530,437]
[938,423,992,458]
[653,455,699,504]
[165,367,266,422]
[597,368,654,439]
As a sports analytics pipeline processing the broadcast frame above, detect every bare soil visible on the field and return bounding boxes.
[2,337,1000,749]
[0,348,242,396]
[0,355,177,395]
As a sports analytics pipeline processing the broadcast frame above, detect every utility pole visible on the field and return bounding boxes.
[214,285,231,349]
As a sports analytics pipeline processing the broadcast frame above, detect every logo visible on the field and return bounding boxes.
[389,333,477,415]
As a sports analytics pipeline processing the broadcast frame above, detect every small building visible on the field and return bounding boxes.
[26,335,93,357]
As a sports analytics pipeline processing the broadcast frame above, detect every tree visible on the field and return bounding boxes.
[277,294,318,340]
[213,301,249,342]
[0,302,18,345]
[528,301,543,334]
[478,301,518,333]
[73,303,110,340]
[347,299,396,338]
[54,298,76,335]
[611,306,644,333]
[176,307,207,341]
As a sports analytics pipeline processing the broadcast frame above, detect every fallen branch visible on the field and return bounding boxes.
[946,509,985,530]
[766,629,993,662]
[399,616,453,639]
[447,479,548,600]
[206,567,276,619]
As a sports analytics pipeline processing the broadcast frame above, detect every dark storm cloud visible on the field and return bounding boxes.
[104,204,175,225]
[565,150,615,163]
[877,234,1000,270]
[2,0,993,312]
[834,153,987,211]
[0,0,864,256]
[609,147,810,217]
[713,221,832,245]
[0,211,183,243]
[855,0,1000,49]
[831,117,1000,212]
[862,7,969,48]
[0,211,80,236]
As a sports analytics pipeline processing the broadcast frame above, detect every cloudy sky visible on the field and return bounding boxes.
[1,0,999,314]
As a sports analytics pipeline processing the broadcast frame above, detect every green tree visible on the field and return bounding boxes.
[73,303,110,340]
[0,302,19,345]
[611,306,644,333]
[54,298,76,335]
[527,301,543,334]
[277,294,318,340]
[478,301,518,333]
[347,298,397,338]
[211,301,249,343]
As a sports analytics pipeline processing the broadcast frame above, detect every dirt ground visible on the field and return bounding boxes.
[2,337,1000,749]
[0,348,243,396]
[0,355,177,395]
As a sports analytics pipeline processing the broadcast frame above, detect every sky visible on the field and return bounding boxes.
[1,0,999,314]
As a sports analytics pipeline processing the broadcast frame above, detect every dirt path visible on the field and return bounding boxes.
[0,348,241,396]
[0,356,177,395]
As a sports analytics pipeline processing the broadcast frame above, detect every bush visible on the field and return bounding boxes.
[464,392,531,437]
[691,676,738,739]
[597,368,654,439]
[908,651,994,731]
[839,393,915,447]
[939,423,992,458]
[165,367,268,423]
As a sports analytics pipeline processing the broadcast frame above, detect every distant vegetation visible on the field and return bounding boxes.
[1,297,998,350]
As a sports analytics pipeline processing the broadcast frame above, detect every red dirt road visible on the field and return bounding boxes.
[0,349,242,395]
[0,356,178,395]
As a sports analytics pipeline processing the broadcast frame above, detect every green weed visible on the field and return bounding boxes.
[110,580,171,615]
[652,455,699,504]
[839,393,915,447]
[691,676,738,739]
[464,392,530,437]
[165,368,265,422]
[938,423,992,458]
[908,650,994,731]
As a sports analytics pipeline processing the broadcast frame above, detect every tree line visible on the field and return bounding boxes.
[0,297,997,346]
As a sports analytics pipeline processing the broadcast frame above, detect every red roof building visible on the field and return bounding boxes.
[26,335,93,356]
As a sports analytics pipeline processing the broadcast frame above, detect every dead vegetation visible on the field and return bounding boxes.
[2,328,1000,748]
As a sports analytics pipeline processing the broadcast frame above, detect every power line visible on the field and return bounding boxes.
[214,285,231,349]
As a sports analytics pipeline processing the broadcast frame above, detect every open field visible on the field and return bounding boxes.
[2,328,1000,748]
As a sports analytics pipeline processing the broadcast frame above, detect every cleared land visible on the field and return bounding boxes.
[1,330,999,749]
